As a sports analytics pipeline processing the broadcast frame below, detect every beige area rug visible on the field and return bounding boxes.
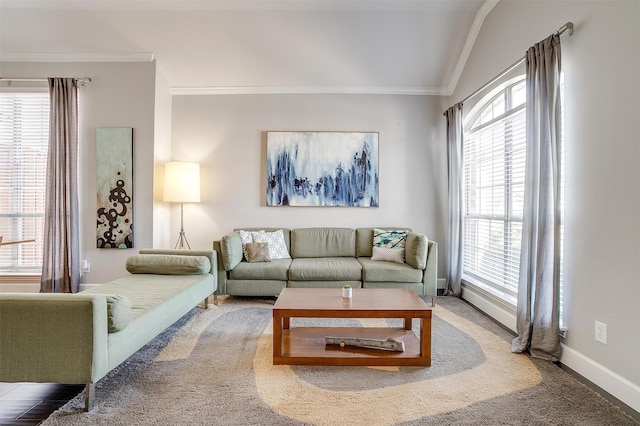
[43,296,637,425]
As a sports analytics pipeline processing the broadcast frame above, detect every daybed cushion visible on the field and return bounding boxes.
[288,258,362,281]
[82,273,214,370]
[125,254,211,275]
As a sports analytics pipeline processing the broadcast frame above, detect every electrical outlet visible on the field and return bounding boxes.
[595,321,607,344]
[82,260,91,273]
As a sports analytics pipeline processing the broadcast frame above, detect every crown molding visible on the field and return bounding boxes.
[445,0,499,96]
[0,53,155,63]
[170,85,449,96]
[0,1,489,12]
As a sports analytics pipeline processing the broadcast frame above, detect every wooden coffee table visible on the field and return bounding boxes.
[272,288,432,366]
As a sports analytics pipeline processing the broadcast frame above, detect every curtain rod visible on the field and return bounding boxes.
[455,21,573,107]
[0,77,92,85]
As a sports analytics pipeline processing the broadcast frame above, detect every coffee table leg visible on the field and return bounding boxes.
[273,313,283,360]
[404,317,412,330]
[420,316,432,366]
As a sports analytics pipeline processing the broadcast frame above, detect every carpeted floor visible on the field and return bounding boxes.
[43,296,637,425]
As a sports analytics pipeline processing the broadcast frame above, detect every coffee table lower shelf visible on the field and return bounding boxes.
[273,326,428,366]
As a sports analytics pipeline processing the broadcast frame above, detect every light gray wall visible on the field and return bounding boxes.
[1,61,157,284]
[171,94,447,275]
[153,67,172,249]
[449,0,640,407]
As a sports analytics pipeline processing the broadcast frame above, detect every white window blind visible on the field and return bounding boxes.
[463,79,526,300]
[0,92,49,274]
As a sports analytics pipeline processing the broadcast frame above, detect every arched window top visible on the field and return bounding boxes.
[465,76,526,132]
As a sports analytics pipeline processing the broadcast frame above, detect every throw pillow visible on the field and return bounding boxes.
[245,242,271,263]
[239,229,264,261]
[372,228,408,264]
[105,294,131,333]
[125,254,211,275]
[253,229,291,260]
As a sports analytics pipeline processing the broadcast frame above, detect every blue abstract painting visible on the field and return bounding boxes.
[266,131,379,207]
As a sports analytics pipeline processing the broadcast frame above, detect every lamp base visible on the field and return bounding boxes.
[174,229,191,250]
[173,202,192,250]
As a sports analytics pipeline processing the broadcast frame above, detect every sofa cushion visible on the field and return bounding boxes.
[125,254,211,275]
[229,259,291,281]
[291,228,355,258]
[358,258,423,283]
[245,242,271,263]
[105,294,131,333]
[221,232,243,270]
[288,258,362,281]
[405,233,428,270]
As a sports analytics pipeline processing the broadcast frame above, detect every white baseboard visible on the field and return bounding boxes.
[560,344,640,412]
[460,284,517,332]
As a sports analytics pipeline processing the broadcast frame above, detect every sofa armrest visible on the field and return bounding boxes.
[0,293,109,384]
[422,240,438,300]
[405,233,428,269]
[219,232,243,270]
[213,240,228,295]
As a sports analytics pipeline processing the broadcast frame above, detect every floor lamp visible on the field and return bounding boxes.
[163,161,201,250]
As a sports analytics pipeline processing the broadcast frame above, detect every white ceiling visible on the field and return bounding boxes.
[0,0,494,95]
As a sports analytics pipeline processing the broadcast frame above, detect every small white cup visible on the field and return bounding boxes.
[342,287,352,298]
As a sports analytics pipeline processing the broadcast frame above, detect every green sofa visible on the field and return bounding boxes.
[213,227,437,304]
[0,249,217,411]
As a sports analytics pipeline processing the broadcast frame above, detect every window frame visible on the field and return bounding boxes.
[0,87,49,276]
[461,76,527,306]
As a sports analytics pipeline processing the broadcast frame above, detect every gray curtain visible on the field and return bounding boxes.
[444,102,464,296]
[512,35,562,361]
[40,78,80,293]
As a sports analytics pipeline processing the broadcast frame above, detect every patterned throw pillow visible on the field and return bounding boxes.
[253,229,291,260]
[238,230,261,261]
[372,228,408,264]
[245,242,271,263]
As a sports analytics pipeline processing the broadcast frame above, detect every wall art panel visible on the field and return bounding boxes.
[96,127,134,248]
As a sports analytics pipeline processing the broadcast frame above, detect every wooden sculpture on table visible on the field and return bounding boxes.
[325,336,405,352]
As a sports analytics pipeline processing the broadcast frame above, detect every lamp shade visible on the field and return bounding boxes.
[163,161,201,203]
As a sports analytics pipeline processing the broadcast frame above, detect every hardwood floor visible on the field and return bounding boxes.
[0,383,83,425]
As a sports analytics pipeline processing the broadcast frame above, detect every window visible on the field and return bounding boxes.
[0,91,49,274]
[462,78,526,304]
